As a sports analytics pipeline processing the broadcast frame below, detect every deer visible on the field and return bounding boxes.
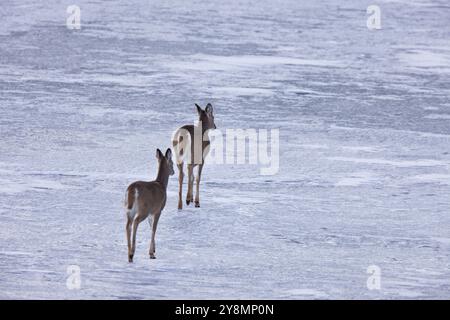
[172,103,217,210]
[124,148,174,262]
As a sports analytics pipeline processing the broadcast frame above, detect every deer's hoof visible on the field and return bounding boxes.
[150,254,156,259]
[186,199,191,205]
[195,201,200,208]
[128,254,134,263]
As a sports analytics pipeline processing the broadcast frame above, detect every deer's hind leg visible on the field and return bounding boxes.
[129,212,146,262]
[125,195,137,262]
[126,216,132,262]
[173,132,187,210]
[177,163,184,210]
[186,164,194,205]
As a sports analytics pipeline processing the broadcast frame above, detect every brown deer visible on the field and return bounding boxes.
[172,103,216,210]
[124,148,174,262]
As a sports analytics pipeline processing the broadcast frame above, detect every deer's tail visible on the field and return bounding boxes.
[172,128,189,165]
[124,184,139,212]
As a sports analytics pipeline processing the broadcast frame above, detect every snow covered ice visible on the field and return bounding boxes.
[0,0,449,299]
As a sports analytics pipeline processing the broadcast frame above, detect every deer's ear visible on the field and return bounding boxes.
[165,148,172,159]
[195,103,203,114]
[205,103,213,114]
[156,148,163,160]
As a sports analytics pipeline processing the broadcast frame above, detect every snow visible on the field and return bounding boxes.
[424,114,450,120]
[165,54,342,72]
[0,0,449,299]
[328,156,448,168]
[397,50,450,72]
[334,171,378,187]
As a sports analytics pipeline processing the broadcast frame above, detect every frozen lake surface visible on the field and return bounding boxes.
[0,0,449,299]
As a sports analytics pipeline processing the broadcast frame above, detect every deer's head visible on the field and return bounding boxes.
[196,103,216,130]
[156,148,175,176]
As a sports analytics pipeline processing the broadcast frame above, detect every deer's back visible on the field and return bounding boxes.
[127,181,167,214]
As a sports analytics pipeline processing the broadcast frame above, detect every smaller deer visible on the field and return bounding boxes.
[172,103,217,210]
[124,148,174,262]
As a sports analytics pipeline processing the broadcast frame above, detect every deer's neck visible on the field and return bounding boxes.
[197,121,211,134]
[156,164,169,189]
[203,126,211,137]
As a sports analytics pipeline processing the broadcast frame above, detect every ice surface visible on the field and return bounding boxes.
[0,0,449,299]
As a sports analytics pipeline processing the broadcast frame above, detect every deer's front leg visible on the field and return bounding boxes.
[186,164,194,205]
[149,212,161,259]
[195,164,204,208]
